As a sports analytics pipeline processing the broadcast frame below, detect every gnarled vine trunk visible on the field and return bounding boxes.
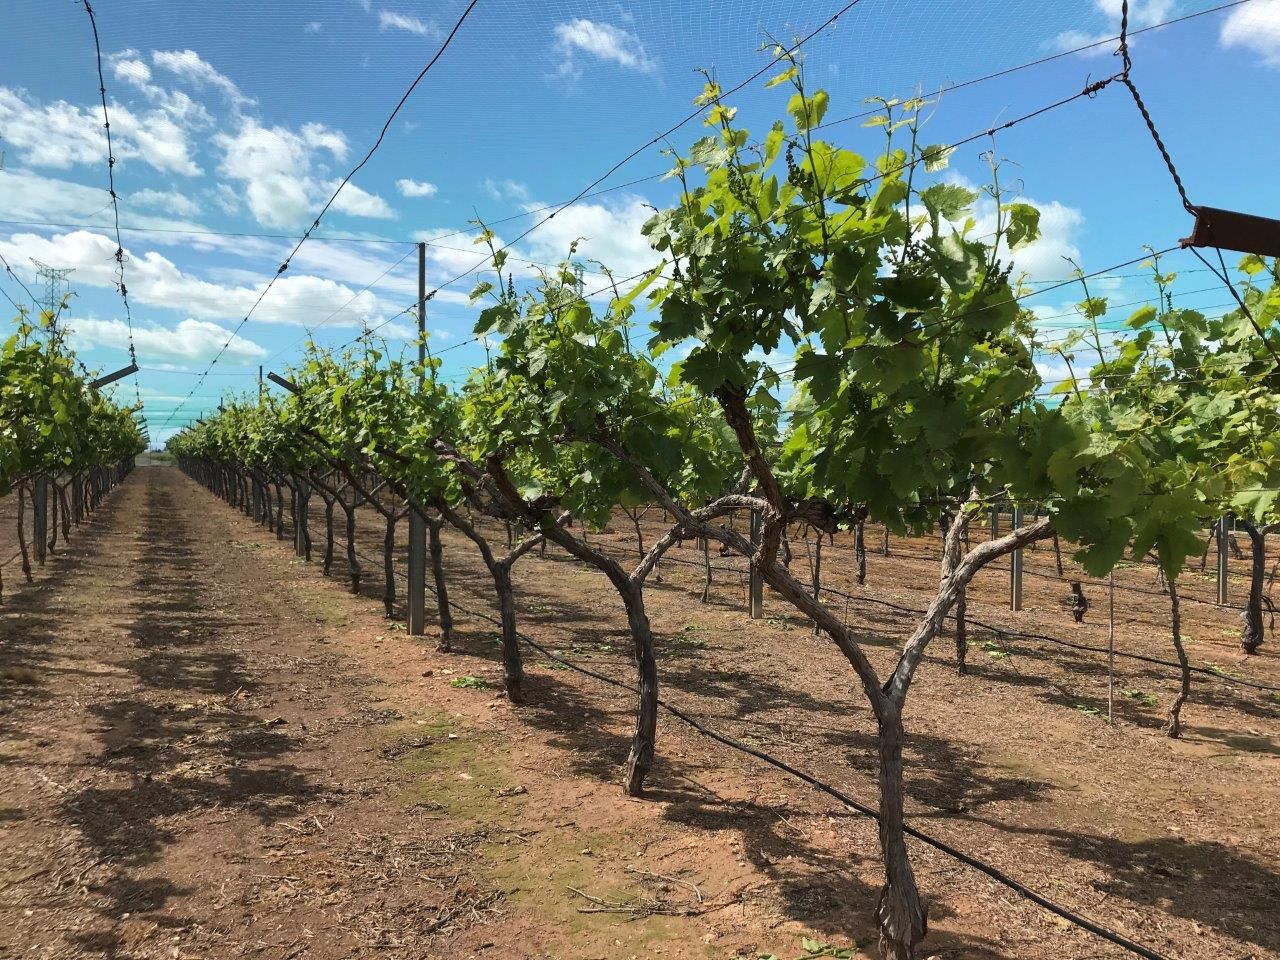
[428,517,454,651]
[491,561,524,703]
[343,502,361,593]
[620,581,659,796]
[1240,521,1274,655]
[322,496,336,574]
[874,704,927,960]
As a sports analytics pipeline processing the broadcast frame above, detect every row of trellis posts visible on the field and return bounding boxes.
[300,499,1237,637]
[24,469,125,565]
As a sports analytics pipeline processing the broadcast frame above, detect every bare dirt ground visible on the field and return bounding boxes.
[2,466,1278,960]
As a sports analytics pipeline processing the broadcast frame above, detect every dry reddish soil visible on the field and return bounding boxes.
[2,466,1278,960]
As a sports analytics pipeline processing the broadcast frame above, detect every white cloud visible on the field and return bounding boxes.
[1047,0,1175,54]
[304,21,323,33]
[378,11,439,37]
[519,194,660,292]
[483,177,528,202]
[1220,0,1280,67]
[109,51,213,127]
[329,181,396,219]
[1003,200,1085,282]
[68,316,267,363]
[300,122,349,161]
[211,183,240,215]
[213,118,388,227]
[935,175,1085,285]
[151,49,254,109]
[214,119,313,227]
[130,188,201,218]
[111,56,153,88]
[0,169,203,232]
[396,177,438,198]
[0,87,201,176]
[553,19,655,77]
[0,230,394,330]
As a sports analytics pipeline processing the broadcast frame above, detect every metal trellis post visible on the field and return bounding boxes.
[294,480,309,558]
[32,476,48,565]
[748,509,764,619]
[406,241,428,637]
[1010,506,1024,612]
[1217,515,1230,606]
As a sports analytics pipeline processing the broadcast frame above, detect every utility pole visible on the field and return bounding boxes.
[31,259,74,333]
[406,241,428,636]
[259,365,264,401]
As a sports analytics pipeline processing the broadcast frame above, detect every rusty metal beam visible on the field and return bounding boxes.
[1182,206,1280,259]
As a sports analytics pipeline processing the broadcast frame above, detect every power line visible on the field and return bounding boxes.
[349,75,1136,350]
[156,0,481,434]
[814,0,1257,133]
[380,0,1253,284]
[421,0,868,302]
[79,0,143,416]
[0,251,39,312]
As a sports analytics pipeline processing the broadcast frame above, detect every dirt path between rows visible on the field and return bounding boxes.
[4,466,1277,960]
[0,466,864,960]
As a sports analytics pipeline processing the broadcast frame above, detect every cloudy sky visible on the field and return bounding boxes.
[2,0,1277,441]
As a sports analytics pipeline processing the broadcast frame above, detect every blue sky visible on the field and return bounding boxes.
[1,0,1277,443]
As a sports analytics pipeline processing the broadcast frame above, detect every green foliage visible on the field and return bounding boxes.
[0,310,144,490]
[1038,252,1280,579]
[1121,688,1158,708]
[457,237,744,530]
[450,675,493,689]
[165,66,1280,611]
[758,935,858,959]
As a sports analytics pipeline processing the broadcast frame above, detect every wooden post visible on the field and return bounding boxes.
[748,509,763,619]
[294,479,309,558]
[1107,570,1116,724]
[32,476,48,566]
[1010,506,1024,612]
[1217,515,1230,606]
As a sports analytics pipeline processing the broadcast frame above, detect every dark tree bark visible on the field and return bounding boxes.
[274,482,285,540]
[323,497,336,574]
[343,500,361,593]
[297,479,313,561]
[435,501,526,703]
[1239,520,1277,655]
[1070,581,1088,623]
[875,704,928,960]
[48,480,59,553]
[620,580,658,795]
[57,481,72,542]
